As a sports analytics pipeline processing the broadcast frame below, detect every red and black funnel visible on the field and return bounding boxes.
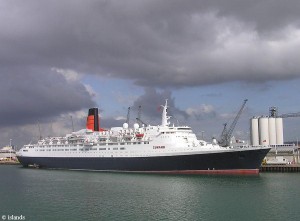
[86,108,100,131]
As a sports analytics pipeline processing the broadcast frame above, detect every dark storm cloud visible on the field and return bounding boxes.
[0,70,95,127]
[206,1,300,33]
[1,0,300,89]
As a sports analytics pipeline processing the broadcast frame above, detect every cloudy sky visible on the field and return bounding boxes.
[1,0,300,148]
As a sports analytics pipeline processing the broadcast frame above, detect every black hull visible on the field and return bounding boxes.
[17,148,270,175]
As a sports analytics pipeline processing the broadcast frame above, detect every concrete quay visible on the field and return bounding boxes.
[0,160,20,165]
[260,164,300,172]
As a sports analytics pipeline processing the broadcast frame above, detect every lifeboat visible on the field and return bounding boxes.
[136,133,144,138]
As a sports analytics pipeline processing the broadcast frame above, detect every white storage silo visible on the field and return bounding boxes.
[268,117,277,145]
[276,117,284,145]
[259,117,269,145]
[250,118,259,146]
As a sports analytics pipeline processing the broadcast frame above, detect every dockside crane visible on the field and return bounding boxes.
[219,123,228,144]
[269,106,300,118]
[219,99,248,147]
[279,112,300,118]
[136,105,148,126]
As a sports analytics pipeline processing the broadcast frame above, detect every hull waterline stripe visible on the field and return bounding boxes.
[120,169,260,175]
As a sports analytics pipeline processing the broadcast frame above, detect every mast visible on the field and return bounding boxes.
[137,105,142,127]
[37,121,42,140]
[71,115,74,132]
[161,100,171,127]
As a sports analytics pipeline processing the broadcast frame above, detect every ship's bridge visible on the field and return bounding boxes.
[159,126,192,132]
[157,126,195,138]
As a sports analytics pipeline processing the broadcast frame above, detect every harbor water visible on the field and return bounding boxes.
[1,165,300,221]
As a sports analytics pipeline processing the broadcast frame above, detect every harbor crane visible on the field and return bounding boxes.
[136,118,147,127]
[219,99,248,147]
[136,105,148,126]
[125,106,148,126]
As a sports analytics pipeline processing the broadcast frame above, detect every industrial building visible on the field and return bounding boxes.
[250,107,300,165]
[250,116,283,146]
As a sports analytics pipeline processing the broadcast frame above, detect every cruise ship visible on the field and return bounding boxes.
[17,101,270,174]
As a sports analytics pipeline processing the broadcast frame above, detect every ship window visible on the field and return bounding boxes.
[65,149,69,151]
[113,148,118,150]
[120,147,125,150]
[99,148,106,150]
